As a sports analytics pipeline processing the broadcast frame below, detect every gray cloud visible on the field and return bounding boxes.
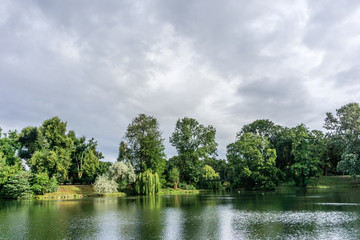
[1,0,360,160]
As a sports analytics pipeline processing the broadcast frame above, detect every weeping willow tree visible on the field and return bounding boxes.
[135,169,160,195]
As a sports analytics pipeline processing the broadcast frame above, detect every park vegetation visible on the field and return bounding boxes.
[0,102,359,199]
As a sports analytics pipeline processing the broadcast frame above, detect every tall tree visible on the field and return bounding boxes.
[170,117,217,184]
[324,102,360,177]
[120,114,166,175]
[227,133,279,190]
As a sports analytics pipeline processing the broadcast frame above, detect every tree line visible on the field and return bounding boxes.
[0,102,359,198]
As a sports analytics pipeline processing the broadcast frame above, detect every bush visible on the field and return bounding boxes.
[2,171,33,199]
[178,182,196,190]
[135,169,160,195]
[93,174,118,193]
[31,173,59,195]
[108,162,136,190]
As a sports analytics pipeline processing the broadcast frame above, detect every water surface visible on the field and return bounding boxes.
[1,188,360,239]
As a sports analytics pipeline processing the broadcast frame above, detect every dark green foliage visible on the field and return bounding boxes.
[0,129,22,166]
[2,172,33,199]
[135,169,160,195]
[170,117,218,185]
[325,103,360,177]
[289,125,322,187]
[121,114,166,176]
[31,172,58,195]
[227,133,280,190]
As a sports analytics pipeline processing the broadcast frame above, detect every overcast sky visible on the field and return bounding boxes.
[1,0,360,161]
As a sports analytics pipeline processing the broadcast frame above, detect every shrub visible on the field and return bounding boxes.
[108,162,136,190]
[3,171,33,199]
[93,174,118,193]
[31,173,59,195]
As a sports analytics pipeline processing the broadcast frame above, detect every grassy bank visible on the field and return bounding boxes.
[313,175,360,188]
[160,188,200,195]
[36,185,200,200]
[36,185,126,200]
[279,175,360,189]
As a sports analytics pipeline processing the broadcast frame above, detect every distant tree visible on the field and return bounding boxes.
[108,162,136,190]
[168,167,180,189]
[324,102,360,177]
[289,124,322,187]
[0,129,22,166]
[170,117,217,185]
[121,114,166,176]
[18,126,44,161]
[201,165,221,189]
[227,133,280,190]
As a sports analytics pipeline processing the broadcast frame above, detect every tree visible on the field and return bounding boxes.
[120,114,166,176]
[93,174,118,193]
[135,169,160,195]
[200,165,221,189]
[2,171,33,199]
[289,124,322,187]
[108,162,136,190]
[0,129,22,166]
[170,117,217,185]
[168,167,180,189]
[227,133,279,190]
[324,102,360,177]
[31,172,58,195]
[18,126,44,161]
[69,134,103,182]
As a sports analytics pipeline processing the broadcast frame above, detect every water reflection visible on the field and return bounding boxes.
[0,189,360,239]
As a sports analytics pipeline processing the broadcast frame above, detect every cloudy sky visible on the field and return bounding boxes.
[1,0,360,161]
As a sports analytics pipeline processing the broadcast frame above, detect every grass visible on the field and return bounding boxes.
[159,188,200,195]
[279,175,360,189]
[36,185,126,200]
[314,175,360,188]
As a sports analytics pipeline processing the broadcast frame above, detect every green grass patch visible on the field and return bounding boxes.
[160,188,200,195]
[36,185,126,200]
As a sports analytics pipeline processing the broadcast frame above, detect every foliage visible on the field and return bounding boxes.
[18,126,43,161]
[170,117,218,185]
[200,165,221,189]
[135,169,160,195]
[121,114,166,176]
[2,171,33,199]
[0,129,21,166]
[168,167,180,189]
[108,162,136,190]
[227,133,280,190]
[325,102,360,177]
[289,125,322,187]
[31,172,59,195]
[93,174,118,193]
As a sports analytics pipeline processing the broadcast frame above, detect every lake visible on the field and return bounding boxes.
[1,188,360,239]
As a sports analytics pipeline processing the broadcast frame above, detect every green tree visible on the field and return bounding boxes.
[0,129,22,166]
[324,102,360,177]
[227,133,279,190]
[121,114,166,176]
[18,126,44,161]
[31,172,58,195]
[289,124,322,187]
[170,117,217,185]
[135,169,160,195]
[2,171,33,199]
[200,165,221,189]
[168,167,180,189]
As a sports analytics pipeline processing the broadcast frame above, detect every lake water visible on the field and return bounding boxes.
[1,188,360,239]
